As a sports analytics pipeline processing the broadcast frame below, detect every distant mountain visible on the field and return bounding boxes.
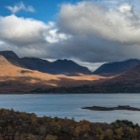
[21,58,91,75]
[0,54,103,93]
[21,57,51,73]
[2,50,140,93]
[94,59,140,76]
[51,59,91,75]
[44,64,140,93]
[0,51,91,75]
[92,64,140,93]
[104,64,140,87]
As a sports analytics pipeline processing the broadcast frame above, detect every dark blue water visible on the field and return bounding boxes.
[0,94,140,124]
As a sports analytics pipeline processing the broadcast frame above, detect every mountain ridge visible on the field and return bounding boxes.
[0,50,140,93]
[0,53,104,93]
[93,59,140,76]
[0,51,91,75]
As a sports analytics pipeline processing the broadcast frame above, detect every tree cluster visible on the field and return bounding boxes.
[0,109,140,140]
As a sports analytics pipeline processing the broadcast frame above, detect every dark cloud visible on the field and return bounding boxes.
[52,1,140,62]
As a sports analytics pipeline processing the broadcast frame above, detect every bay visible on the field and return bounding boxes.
[0,93,140,124]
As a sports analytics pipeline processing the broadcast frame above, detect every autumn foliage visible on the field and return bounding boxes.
[0,109,140,140]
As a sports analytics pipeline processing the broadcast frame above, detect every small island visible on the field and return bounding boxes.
[82,105,140,111]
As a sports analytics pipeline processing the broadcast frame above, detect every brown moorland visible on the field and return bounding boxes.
[0,55,106,93]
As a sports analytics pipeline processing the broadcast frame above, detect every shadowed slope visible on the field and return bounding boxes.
[0,55,104,93]
[41,64,140,93]
[94,59,140,76]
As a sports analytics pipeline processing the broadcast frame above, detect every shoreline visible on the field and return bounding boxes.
[0,92,140,95]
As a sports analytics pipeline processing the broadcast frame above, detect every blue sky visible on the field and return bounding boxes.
[1,0,140,24]
[0,0,140,70]
[1,0,139,22]
[0,0,82,22]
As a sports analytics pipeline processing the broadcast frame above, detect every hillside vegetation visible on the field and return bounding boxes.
[0,109,140,140]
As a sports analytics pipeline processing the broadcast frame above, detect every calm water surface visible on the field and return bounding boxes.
[0,94,140,124]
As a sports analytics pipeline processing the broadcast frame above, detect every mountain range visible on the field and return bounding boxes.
[0,51,103,93]
[0,51,91,75]
[0,50,140,93]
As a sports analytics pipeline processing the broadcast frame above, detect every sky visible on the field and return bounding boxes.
[0,0,140,70]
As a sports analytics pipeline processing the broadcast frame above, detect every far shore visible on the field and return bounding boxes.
[0,92,140,95]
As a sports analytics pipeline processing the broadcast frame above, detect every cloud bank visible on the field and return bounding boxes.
[1,1,140,63]
[54,1,140,62]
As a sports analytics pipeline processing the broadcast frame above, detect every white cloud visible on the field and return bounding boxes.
[0,15,47,45]
[0,15,68,45]
[118,3,133,13]
[45,28,70,43]
[0,15,69,58]
[6,1,35,14]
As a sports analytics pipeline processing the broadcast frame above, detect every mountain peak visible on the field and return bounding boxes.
[53,59,91,75]
[0,55,11,65]
[54,59,74,63]
[0,50,19,59]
